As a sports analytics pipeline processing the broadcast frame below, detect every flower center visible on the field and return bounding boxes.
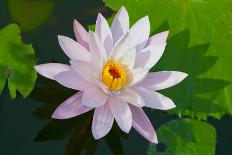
[102,60,126,91]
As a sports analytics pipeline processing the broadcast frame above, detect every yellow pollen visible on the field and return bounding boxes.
[102,60,126,91]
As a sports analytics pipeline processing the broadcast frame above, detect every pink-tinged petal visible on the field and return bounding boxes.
[137,71,188,90]
[117,88,145,107]
[134,43,166,69]
[35,63,71,80]
[58,35,91,61]
[146,31,169,46]
[109,97,132,133]
[111,6,129,44]
[54,70,95,90]
[92,103,114,139]
[118,48,136,69]
[82,86,108,108]
[70,60,98,84]
[127,68,149,87]
[73,19,89,49]
[52,92,92,119]
[129,105,158,143]
[129,16,150,52]
[135,87,176,110]
[96,13,113,56]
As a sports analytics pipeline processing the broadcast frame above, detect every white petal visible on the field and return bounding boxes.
[89,31,107,61]
[137,71,188,90]
[134,43,166,69]
[73,19,89,49]
[82,86,108,108]
[96,13,113,56]
[135,87,176,110]
[110,32,131,60]
[92,104,114,139]
[111,6,129,44]
[35,63,71,80]
[146,31,169,46]
[58,35,91,61]
[118,48,136,69]
[109,97,132,133]
[129,105,158,143]
[129,16,150,51]
[54,70,95,90]
[127,68,149,87]
[117,88,145,107]
[70,60,98,84]
[52,92,92,119]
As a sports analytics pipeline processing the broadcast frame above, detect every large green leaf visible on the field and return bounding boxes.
[147,119,216,155]
[8,0,55,31]
[0,24,37,98]
[104,0,232,119]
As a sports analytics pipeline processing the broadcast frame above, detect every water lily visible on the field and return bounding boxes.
[35,6,187,143]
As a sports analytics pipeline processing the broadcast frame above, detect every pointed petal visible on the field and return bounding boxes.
[58,35,91,61]
[35,63,71,80]
[54,70,95,90]
[134,43,166,69]
[118,88,145,107]
[73,19,89,49]
[146,31,169,46]
[127,68,149,87]
[92,104,114,139]
[82,87,108,108]
[129,16,150,51]
[137,71,188,90]
[135,87,176,110]
[109,97,132,133]
[96,13,113,56]
[52,92,92,119]
[129,105,158,143]
[111,6,129,44]
[118,47,136,69]
[70,60,98,84]
[110,32,131,60]
[89,31,107,61]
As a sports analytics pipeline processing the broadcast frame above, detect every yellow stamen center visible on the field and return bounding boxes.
[102,60,126,91]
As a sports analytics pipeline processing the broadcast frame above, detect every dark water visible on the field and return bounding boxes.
[0,0,232,155]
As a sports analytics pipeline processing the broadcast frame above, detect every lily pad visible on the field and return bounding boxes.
[147,119,216,155]
[104,0,232,119]
[8,0,55,31]
[0,24,37,98]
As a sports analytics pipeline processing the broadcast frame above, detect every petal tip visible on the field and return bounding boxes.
[97,12,103,18]
[150,136,158,144]
[57,35,65,41]
[51,112,62,120]
[183,72,188,79]
[73,19,79,28]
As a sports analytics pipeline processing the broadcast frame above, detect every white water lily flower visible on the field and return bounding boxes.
[35,6,187,143]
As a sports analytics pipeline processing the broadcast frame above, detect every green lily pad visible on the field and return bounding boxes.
[0,24,37,98]
[8,0,55,31]
[147,119,216,155]
[104,0,232,119]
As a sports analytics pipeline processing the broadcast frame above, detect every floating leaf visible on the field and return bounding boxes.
[8,0,55,31]
[104,0,232,119]
[147,119,216,155]
[0,24,36,99]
